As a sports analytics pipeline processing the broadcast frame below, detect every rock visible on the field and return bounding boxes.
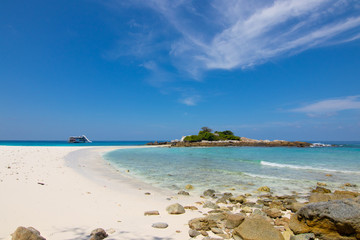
[184,206,198,210]
[287,202,305,213]
[211,227,224,235]
[229,195,246,204]
[309,190,360,203]
[343,183,357,187]
[251,209,267,217]
[289,197,360,240]
[144,192,151,195]
[282,228,294,240]
[207,212,227,222]
[90,228,108,240]
[258,186,271,192]
[311,186,331,193]
[264,208,283,218]
[233,215,284,240]
[152,222,168,229]
[188,217,217,231]
[144,210,160,216]
[225,213,245,229]
[178,190,190,195]
[274,217,290,227]
[166,203,185,214]
[12,226,46,240]
[189,229,201,238]
[269,200,286,211]
[317,182,327,187]
[203,189,216,197]
[216,196,229,204]
[185,184,194,190]
[241,206,253,214]
[290,233,315,240]
[200,230,209,236]
[203,201,220,209]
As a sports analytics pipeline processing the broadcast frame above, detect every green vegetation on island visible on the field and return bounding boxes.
[184,127,241,142]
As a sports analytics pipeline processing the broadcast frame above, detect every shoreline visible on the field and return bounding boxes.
[0,145,204,240]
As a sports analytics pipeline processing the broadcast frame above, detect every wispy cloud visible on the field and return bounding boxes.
[179,95,201,106]
[292,95,360,116]
[118,0,360,75]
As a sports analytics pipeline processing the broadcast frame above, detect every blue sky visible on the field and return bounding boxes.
[1,0,360,141]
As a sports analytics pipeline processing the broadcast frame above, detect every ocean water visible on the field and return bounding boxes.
[0,141,151,146]
[104,142,360,196]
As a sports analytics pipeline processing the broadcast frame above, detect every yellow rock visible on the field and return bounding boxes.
[257,186,271,192]
[185,184,194,190]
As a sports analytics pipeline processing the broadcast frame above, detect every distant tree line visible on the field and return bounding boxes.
[184,127,241,142]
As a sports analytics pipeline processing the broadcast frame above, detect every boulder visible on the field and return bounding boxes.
[309,190,359,203]
[152,222,168,229]
[225,213,245,229]
[178,190,190,195]
[188,217,217,231]
[188,229,201,238]
[166,203,185,214]
[203,201,220,209]
[264,208,283,218]
[233,215,284,240]
[258,186,271,192]
[90,228,108,240]
[229,195,246,204]
[289,197,360,240]
[12,226,46,240]
[290,233,315,240]
[203,189,216,197]
[312,186,331,193]
[287,202,305,213]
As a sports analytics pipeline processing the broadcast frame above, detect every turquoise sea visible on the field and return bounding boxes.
[104,141,360,196]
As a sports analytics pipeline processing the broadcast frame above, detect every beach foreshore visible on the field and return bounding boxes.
[1,146,359,240]
[0,146,203,240]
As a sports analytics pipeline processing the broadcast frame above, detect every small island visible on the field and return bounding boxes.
[147,127,311,147]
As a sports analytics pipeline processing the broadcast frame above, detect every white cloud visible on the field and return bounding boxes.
[179,95,201,106]
[292,95,360,116]
[143,0,360,73]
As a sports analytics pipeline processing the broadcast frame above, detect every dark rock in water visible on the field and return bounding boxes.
[12,226,46,240]
[166,203,185,214]
[178,190,190,195]
[203,201,220,209]
[188,229,201,238]
[152,222,168,229]
[233,215,284,240]
[290,233,316,240]
[312,186,331,193]
[290,197,360,240]
[90,228,108,240]
[203,189,216,197]
[225,213,245,229]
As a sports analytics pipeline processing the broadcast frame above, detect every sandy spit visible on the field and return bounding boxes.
[0,146,203,240]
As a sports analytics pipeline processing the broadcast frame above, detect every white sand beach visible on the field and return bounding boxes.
[0,146,204,240]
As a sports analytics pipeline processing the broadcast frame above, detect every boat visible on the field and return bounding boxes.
[68,135,92,143]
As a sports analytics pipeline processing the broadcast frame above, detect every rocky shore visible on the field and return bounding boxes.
[147,138,312,148]
[10,186,359,240]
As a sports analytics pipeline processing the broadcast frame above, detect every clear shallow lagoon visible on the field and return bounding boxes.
[0,141,151,146]
[104,142,360,196]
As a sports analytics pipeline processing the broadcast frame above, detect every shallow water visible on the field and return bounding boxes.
[104,142,360,196]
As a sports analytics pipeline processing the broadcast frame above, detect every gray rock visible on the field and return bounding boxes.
[290,233,316,240]
[203,189,216,197]
[225,213,245,229]
[152,222,168,229]
[166,203,185,214]
[90,228,108,240]
[290,197,360,240]
[12,226,46,240]
[203,201,220,209]
[189,229,201,238]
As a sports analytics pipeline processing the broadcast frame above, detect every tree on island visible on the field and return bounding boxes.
[184,128,240,142]
[201,127,212,133]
